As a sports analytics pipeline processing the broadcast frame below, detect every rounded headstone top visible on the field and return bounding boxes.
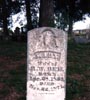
[28,27,67,52]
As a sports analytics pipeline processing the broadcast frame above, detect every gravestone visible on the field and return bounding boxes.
[27,27,67,100]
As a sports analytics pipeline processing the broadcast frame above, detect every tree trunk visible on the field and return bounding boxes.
[68,16,75,40]
[2,0,9,39]
[68,16,73,35]
[25,0,33,31]
[39,0,54,27]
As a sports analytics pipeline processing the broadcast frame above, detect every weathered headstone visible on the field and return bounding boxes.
[27,27,67,100]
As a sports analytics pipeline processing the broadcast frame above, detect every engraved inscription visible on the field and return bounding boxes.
[34,51,61,61]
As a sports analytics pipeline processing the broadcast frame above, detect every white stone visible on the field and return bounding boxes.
[27,27,67,100]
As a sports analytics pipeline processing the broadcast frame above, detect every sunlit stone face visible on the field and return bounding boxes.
[27,27,67,100]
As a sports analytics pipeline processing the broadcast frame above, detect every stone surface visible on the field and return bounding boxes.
[27,27,67,100]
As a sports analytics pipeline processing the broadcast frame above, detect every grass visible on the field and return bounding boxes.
[0,40,90,100]
[66,41,90,100]
[0,41,26,100]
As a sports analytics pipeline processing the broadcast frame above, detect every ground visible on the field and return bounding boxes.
[0,41,26,100]
[67,41,90,100]
[0,40,90,100]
